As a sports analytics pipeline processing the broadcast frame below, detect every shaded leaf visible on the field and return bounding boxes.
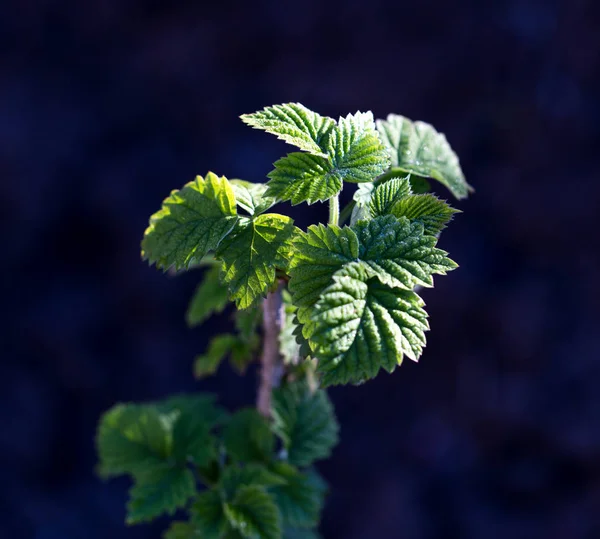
[192,489,228,539]
[220,464,287,500]
[186,266,230,327]
[126,465,196,524]
[194,334,238,379]
[224,486,282,539]
[96,404,174,478]
[163,521,198,539]
[224,409,274,463]
[271,383,339,467]
[376,114,472,199]
[270,464,325,529]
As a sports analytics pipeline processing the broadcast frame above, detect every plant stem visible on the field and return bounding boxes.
[339,200,355,225]
[257,285,284,417]
[329,194,340,226]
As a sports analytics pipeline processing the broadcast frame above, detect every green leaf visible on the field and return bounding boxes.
[376,114,472,199]
[289,215,456,327]
[163,521,198,539]
[224,409,274,463]
[96,404,174,478]
[235,304,262,341]
[272,383,339,467]
[266,152,343,205]
[325,111,390,184]
[186,266,230,327]
[385,193,460,236]
[232,180,276,216]
[194,334,238,379]
[142,172,238,271]
[126,465,196,524]
[171,407,218,468]
[224,486,282,539]
[161,393,228,429]
[241,103,335,157]
[304,262,430,386]
[216,214,297,309]
[368,176,412,217]
[270,464,325,529]
[354,215,457,290]
[265,111,389,205]
[220,464,287,500]
[288,224,358,324]
[192,489,228,539]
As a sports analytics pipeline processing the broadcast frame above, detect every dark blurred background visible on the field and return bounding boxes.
[1,0,599,537]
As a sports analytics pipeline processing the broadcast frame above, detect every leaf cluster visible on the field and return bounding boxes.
[143,103,469,388]
[97,383,338,538]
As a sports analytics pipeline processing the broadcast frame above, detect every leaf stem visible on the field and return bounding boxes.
[257,285,284,417]
[339,200,355,225]
[329,195,340,226]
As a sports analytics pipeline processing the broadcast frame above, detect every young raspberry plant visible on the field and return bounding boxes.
[96,103,472,538]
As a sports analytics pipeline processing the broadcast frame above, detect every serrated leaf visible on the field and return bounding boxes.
[289,216,455,330]
[270,464,325,529]
[368,176,412,216]
[163,521,198,539]
[142,172,238,271]
[96,404,174,478]
[354,215,457,290]
[272,383,339,467]
[194,334,238,379]
[220,464,287,500]
[186,266,230,327]
[326,111,390,184]
[385,193,460,236]
[266,111,389,205]
[305,262,430,386]
[232,180,277,216]
[192,489,228,539]
[224,409,274,463]
[171,408,217,468]
[217,214,297,309]
[241,103,335,157]
[126,465,196,524]
[376,114,472,199]
[224,486,282,539]
[266,152,343,205]
[288,224,358,324]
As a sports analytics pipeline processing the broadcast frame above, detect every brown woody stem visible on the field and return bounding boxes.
[257,284,284,417]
